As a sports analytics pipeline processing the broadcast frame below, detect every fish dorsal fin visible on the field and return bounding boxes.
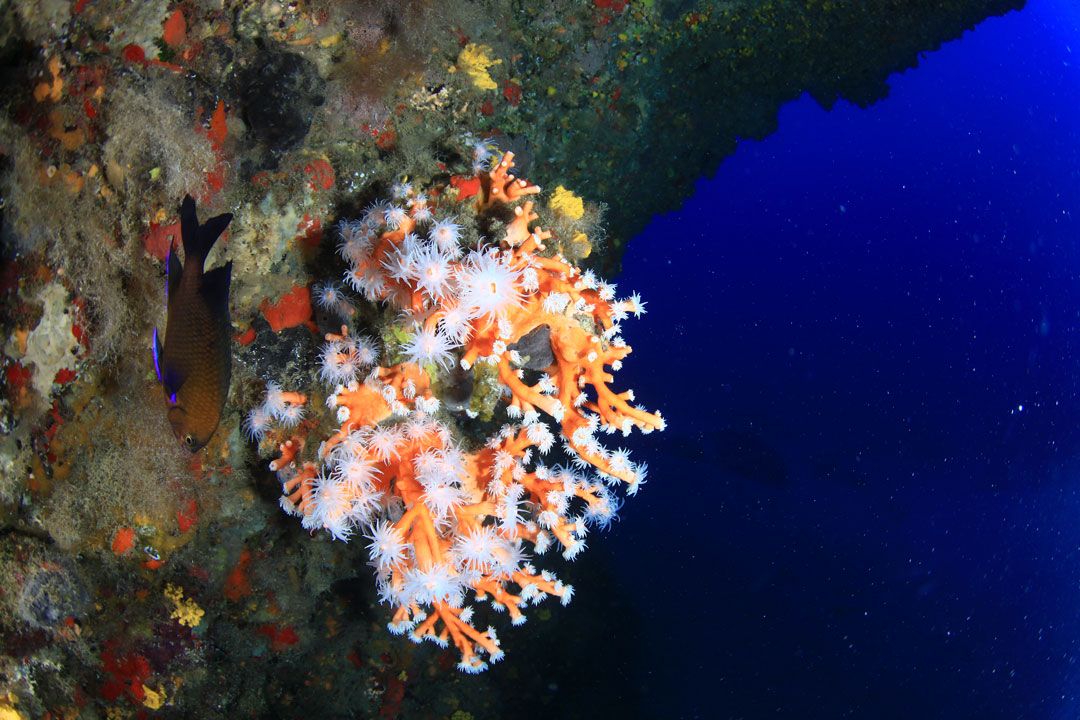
[167,245,183,300]
[179,194,233,269]
[200,261,232,314]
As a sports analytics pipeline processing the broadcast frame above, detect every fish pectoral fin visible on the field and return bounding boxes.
[163,365,186,400]
[152,328,165,384]
[200,261,232,314]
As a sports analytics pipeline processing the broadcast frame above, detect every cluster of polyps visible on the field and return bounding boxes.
[263,152,665,672]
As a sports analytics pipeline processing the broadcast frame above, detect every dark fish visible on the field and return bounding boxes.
[152,195,233,452]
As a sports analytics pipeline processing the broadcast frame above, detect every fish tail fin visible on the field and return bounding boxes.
[180,195,234,269]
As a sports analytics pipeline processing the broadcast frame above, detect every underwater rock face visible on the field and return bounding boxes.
[16,557,88,629]
[236,46,324,162]
[236,320,317,389]
[0,535,88,634]
[507,324,554,371]
[508,0,1030,273]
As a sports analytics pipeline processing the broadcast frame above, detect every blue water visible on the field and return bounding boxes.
[595,1,1080,716]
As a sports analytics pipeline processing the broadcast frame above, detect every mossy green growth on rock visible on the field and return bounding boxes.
[467,362,502,423]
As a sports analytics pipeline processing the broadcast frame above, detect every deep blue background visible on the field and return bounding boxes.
[593,0,1080,716]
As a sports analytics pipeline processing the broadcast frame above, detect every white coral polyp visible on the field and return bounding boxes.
[456,247,522,319]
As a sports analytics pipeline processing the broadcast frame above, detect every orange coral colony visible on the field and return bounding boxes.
[252,151,664,672]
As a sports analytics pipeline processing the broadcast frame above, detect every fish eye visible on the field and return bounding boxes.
[184,435,196,449]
